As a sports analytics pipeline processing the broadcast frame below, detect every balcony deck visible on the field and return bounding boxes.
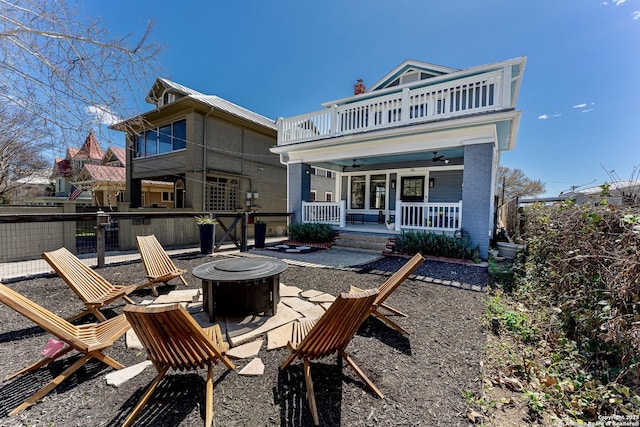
[278,67,513,146]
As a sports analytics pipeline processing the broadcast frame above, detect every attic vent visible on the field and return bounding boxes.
[162,92,176,106]
[400,72,420,85]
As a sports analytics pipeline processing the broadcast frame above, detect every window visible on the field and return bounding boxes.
[401,176,424,202]
[134,119,187,158]
[310,190,316,202]
[325,192,333,202]
[326,170,335,178]
[204,177,240,211]
[162,191,174,202]
[350,175,366,209]
[369,174,386,209]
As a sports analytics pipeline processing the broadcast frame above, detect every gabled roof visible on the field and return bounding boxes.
[145,77,204,105]
[102,147,126,167]
[79,164,126,182]
[69,131,103,160]
[368,59,459,92]
[119,77,277,132]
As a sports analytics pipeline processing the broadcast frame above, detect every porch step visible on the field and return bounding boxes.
[333,232,391,254]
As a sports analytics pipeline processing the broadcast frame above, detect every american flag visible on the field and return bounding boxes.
[68,185,83,200]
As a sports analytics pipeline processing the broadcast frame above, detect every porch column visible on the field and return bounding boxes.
[461,143,493,260]
[288,162,311,224]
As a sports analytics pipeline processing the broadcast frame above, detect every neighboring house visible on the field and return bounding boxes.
[51,130,104,199]
[73,147,173,209]
[112,78,286,215]
[8,169,53,205]
[272,57,527,258]
[561,181,640,206]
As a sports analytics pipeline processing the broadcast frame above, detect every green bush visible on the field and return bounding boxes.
[393,230,480,261]
[288,222,335,243]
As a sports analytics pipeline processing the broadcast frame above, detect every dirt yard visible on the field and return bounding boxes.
[0,253,487,426]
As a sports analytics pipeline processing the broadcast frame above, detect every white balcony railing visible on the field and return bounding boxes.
[398,201,462,233]
[279,69,506,145]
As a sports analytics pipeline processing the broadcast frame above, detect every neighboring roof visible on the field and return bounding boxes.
[15,169,52,185]
[145,77,204,104]
[73,131,104,160]
[80,164,126,182]
[564,180,640,196]
[134,77,277,131]
[190,94,277,130]
[103,147,127,166]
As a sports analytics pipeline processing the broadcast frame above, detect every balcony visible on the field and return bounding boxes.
[278,68,511,146]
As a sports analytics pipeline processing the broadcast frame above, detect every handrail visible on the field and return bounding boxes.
[278,69,505,145]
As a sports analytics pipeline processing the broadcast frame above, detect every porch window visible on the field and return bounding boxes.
[401,177,424,202]
[310,190,316,202]
[369,174,386,209]
[350,175,365,209]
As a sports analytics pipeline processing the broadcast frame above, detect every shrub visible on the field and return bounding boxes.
[288,223,335,243]
[507,200,640,418]
[393,230,480,261]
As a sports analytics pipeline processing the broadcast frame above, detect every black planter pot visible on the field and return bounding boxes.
[199,224,215,254]
[254,223,267,248]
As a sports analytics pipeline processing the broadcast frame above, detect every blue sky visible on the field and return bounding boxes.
[83,0,640,197]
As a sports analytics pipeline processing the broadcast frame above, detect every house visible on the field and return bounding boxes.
[8,169,53,205]
[561,180,640,206]
[271,57,527,258]
[51,130,104,200]
[73,147,174,209]
[112,78,286,216]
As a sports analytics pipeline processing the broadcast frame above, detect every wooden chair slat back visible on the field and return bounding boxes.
[136,235,179,279]
[42,247,116,302]
[295,288,378,359]
[376,253,424,305]
[124,304,233,372]
[0,282,83,348]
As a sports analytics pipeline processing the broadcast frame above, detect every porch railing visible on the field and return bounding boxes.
[278,68,506,145]
[301,201,346,227]
[397,201,462,233]
[301,200,462,234]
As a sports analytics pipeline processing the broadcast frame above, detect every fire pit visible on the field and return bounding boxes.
[192,258,287,321]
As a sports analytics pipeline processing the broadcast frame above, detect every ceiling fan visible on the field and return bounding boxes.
[351,159,361,168]
[432,151,449,164]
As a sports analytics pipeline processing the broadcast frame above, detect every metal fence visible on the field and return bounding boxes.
[0,210,292,282]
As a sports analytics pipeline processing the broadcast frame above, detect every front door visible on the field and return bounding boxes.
[400,176,425,202]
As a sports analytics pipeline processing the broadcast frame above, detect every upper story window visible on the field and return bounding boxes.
[134,118,187,158]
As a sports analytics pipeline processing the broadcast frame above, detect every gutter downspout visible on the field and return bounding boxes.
[202,108,215,211]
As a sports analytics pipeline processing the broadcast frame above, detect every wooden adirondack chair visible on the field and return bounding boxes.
[0,282,130,416]
[122,303,235,427]
[280,288,382,426]
[42,247,139,322]
[135,234,188,296]
[351,252,424,335]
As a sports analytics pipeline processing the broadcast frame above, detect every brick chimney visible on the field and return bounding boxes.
[354,79,365,95]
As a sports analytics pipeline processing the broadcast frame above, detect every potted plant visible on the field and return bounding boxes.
[386,218,395,230]
[253,216,267,248]
[195,215,218,254]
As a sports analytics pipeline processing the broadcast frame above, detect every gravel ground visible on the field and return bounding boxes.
[0,253,487,426]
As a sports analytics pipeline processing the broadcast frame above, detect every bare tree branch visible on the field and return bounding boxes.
[0,0,161,147]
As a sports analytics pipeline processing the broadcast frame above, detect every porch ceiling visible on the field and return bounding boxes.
[325,147,464,168]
